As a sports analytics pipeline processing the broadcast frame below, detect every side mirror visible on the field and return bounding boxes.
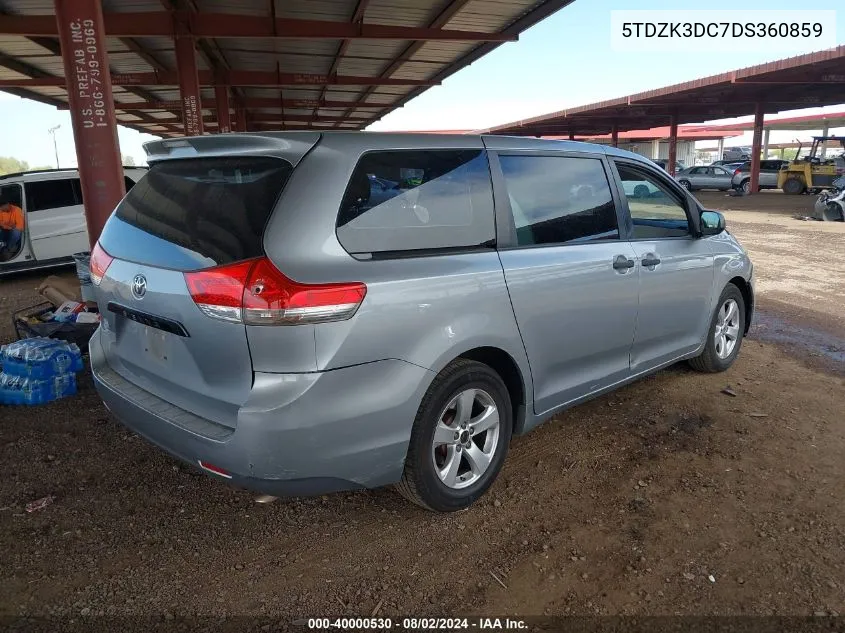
[700,210,725,236]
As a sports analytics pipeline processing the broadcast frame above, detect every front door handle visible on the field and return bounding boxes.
[612,255,635,271]
[641,254,661,267]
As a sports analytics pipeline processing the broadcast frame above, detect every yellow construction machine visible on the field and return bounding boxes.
[777,136,845,195]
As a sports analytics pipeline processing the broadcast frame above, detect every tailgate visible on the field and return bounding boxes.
[95,136,319,427]
[97,260,252,428]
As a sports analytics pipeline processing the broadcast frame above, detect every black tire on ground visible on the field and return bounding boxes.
[679,180,692,190]
[741,179,752,194]
[396,359,512,512]
[782,177,805,195]
[688,284,746,373]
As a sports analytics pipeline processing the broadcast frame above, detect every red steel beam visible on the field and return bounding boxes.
[54,0,125,247]
[611,122,619,148]
[0,12,516,41]
[174,17,202,136]
[318,0,370,120]
[235,107,246,132]
[0,71,437,87]
[206,112,369,123]
[749,102,764,194]
[215,85,231,133]
[667,112,678,175]
[61,98,391,110]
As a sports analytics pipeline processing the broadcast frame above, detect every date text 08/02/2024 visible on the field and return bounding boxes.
[306,617,528,630]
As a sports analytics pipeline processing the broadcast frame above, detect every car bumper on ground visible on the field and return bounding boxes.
[89,328,433,496]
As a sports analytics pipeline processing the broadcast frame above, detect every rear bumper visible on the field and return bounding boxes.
[89,328,433,496]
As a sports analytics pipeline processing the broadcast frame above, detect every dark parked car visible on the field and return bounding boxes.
[731,160,791,193]
[653,159,686,175]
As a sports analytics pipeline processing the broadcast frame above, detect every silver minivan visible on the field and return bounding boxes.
[89,132,754,512]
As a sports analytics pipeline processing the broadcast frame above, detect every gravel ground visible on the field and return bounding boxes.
[1,195,844,626]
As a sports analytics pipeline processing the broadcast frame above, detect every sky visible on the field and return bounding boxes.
[0,0,843,167]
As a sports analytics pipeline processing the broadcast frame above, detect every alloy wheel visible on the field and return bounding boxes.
[431,388,500,489]
[714,298,741,359]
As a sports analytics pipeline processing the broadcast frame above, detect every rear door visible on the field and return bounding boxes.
[24,177,86,261]
[94,134,319,427]
[491,150,639,414]
[610,159,714,372]
[711,166,732,189]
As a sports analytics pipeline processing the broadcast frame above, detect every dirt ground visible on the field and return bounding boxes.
[1,193,844,626]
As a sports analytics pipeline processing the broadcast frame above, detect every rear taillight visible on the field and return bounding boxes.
[184,257,366,326]
[184,260,253,323]
[90,242,113,286]
[733,169,741,177]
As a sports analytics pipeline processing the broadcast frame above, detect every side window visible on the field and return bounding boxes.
[24,179,78,212]
[498,155,618,246]
[336,150,495,256]
[615,163,690,239]
[68,177,136,204]
[0,183,23,208]
[688,167,704,175]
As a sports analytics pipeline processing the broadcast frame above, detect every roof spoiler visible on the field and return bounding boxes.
[143,132,321,167]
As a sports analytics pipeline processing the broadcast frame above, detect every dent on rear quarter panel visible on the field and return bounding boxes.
[313,252,532,378]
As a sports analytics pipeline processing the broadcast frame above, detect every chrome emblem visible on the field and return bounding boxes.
[131,274,147,299]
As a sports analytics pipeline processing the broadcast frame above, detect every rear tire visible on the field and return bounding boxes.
[740,179,752,195]
[396,359,512,512]
[782,177,805,195]
[688,284,745,373]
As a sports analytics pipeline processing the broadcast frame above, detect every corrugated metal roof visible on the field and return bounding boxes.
[489,45,845,137]
[0,0,575,137]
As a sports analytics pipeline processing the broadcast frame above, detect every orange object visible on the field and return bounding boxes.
[0,203,24,231]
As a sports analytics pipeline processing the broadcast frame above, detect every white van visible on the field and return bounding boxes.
[0,167,147,275]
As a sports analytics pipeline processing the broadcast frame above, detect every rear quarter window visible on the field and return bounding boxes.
[336,149,495,257]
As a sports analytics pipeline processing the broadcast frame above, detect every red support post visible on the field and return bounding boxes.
[667,112,678,176]
[174,18,202,136]
[611,123,619,148]
[214,85,231,133]
[568,131,575,141]
[749,102,764,194]
[54,0,125,248]
[235,108,247,132]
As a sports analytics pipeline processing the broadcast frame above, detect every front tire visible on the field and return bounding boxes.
[782,177,804,195]
[396,359,512,512]
[689,284,746,373]
[679,180,692,191]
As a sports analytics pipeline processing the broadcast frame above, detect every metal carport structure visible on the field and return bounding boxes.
[486,46,845,193]
[0,0,573,246]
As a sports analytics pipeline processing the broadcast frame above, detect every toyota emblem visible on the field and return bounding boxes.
[132,274,147,299]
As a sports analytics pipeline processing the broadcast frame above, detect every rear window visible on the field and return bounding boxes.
[336,149,495,257]
[100,157,291,270]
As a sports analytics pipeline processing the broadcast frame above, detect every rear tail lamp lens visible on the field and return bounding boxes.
[184,257,366,326]
[89,242,114,286]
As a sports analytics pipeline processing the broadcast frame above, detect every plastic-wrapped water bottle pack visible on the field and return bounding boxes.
[0,338,83,405]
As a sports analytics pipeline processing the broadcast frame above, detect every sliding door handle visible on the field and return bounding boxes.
[612,255,635,271]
